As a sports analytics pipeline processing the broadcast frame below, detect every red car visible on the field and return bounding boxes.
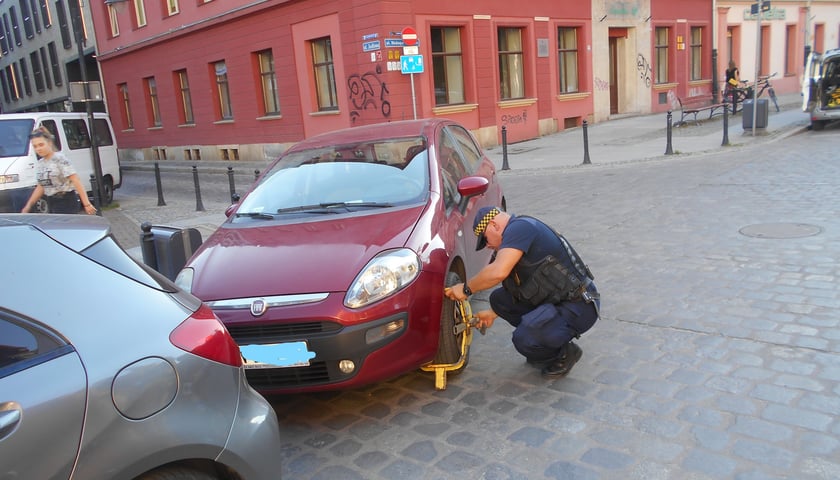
[175,119,505,394]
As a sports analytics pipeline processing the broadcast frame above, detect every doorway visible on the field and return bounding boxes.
[608,28,628,115]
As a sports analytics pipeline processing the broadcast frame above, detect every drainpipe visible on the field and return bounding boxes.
[712,0,719,103]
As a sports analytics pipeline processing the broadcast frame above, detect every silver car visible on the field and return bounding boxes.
[0,214,283,480]
[802,48,840,130]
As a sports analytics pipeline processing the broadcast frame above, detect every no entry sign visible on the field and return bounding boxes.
[401,27,418,46]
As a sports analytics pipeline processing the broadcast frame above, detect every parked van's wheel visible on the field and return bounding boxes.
[433,271,470,370]
[812,120,826,131]
[101,177,114,205]
[34,198,48,213]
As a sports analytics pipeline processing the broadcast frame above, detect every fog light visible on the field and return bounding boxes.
[338,359,355,374]
[365,319,405,344]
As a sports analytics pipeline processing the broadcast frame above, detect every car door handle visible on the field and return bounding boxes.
[0,403,22,439]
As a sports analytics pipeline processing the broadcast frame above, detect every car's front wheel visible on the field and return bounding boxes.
[136,466,217,480]
[433,271,470,369]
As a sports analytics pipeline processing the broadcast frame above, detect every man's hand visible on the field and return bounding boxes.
[443,283,468,301]
[473,310,498,330]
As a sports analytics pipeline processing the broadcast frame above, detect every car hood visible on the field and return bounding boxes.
[188,205,426,301]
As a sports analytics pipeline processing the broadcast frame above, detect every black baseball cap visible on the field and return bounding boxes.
[473,206,501,250]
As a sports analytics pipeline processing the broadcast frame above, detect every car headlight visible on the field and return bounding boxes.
[174,267,194,293]
[345,249,420,308]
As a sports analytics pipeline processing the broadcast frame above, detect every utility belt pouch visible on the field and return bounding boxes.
[516,255,583,306]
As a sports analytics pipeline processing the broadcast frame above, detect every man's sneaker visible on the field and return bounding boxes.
[525,357,554,368]
[541,342,583,377]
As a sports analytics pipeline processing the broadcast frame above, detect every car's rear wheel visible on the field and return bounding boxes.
[812,120,826,131]
[136,466,217,480]
[433,271,470,370]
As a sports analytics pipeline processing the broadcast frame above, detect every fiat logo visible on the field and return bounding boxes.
[250,298,267,317]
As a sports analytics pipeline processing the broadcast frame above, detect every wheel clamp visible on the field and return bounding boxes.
[420,299,484,390]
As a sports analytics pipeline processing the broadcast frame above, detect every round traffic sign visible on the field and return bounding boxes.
[402,27,418,46]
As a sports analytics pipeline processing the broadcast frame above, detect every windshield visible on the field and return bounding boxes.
[0,119,35,158]
[236,136,429,218]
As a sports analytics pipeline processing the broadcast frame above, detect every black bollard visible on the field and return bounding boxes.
[227,166,236,203]
[140,222,158,271]
[665,111,674,155]
[582,120,591,165]
[721,103,730,146]
[501,126,510,170]
[88,174,102,215]
[154,162,166,206]
[192,165,205,212]
[254,169,261,182]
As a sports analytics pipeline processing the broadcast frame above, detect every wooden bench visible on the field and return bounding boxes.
[675,94,726,126]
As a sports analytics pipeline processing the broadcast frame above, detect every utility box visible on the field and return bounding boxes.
[141,224,203,281]
[742,99,769,129]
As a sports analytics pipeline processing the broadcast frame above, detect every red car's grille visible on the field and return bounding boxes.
[227,321,342,344]
[245,362,331,388]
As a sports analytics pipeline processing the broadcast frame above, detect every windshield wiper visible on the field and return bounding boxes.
[276,202,393,214]
[235,211,277,220]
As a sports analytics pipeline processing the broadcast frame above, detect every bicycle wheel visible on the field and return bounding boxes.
[769,88,780,112]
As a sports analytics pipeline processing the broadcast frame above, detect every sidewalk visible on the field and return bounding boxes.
[104,92,810,259]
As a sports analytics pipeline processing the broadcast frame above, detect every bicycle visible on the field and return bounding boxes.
[723,80,751,114]
[742,72,780,112]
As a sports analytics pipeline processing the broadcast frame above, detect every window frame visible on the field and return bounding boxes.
[654,26,669,84]
[498,26,525,100]
[557,26,580,94]
[311,37,338,111]
[431,26,465,106]
[175,69,194,125]
[118,82,133,129]
[689,26,703,81]
[257,49,280,116]
[213,61,234,120]
[144,76,162,127]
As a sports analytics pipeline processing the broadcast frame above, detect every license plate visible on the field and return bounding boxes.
[241,341,315,369]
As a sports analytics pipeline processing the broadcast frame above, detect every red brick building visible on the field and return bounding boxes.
[91,0,714,162]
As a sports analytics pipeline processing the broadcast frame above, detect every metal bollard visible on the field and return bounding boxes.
[154,162,166,206]
[254,169,261,182]
[227,166,237,203]
[582,120,591,165]
[88,174,102,215]
[140,222,158,271]
[192,165,205,212]
[665,111,674,155]
[501,126,510,170]
[721,103,730,146]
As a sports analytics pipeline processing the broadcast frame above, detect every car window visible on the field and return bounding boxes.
[0,311,72,378]
[238,137,430,215]
[438,132,468,209]
[92,119,114,147]
[446,125,483,174]
[0,119,34,157]
[62,119,91,150]
[40,120,62,151]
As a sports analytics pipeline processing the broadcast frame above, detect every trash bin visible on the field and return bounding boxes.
[141,225,203,281]
[742,98,769,129]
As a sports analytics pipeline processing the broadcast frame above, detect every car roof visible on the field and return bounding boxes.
[0,214,110,252]
[287,119,449,152]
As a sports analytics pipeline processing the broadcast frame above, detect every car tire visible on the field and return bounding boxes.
[433,271,470,369]
[812,120,826,131]
[136,466,217,480]
[99,176,114,205]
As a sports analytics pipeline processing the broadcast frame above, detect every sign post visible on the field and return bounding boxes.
[400,27,422,120]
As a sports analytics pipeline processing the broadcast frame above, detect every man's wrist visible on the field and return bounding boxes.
[463,283,472,296]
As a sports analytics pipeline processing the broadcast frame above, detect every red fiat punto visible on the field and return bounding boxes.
[176,119,505,394]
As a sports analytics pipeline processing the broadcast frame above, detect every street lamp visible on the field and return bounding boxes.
[67,0,105,212]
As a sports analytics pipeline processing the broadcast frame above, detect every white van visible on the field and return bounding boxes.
[0,112,122,212]
[802,48,840,131]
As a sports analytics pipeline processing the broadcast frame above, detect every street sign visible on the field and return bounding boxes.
[401,27,418,46]
[750,1,770,15]
[401,54,424,74]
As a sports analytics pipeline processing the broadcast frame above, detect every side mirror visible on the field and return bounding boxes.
[456,176,489,199]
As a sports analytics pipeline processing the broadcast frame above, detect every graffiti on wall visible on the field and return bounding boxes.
[636,54,652,88]
[594,77,610,91]
[501,110,528,126]
[347,65,391,123]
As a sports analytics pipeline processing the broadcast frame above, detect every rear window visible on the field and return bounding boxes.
[0,119,35,157]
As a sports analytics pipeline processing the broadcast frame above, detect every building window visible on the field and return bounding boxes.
[431,26,465,106]
[1,16,9,55]
[40,0,51,28]
[690,26,702,81]
[10,6,22,46]
[108,4,119,37]
[257,49,280,115]
[118,83,133,129]
[48,41,61,85]
[39,47,51,88]
[176,69,194,124]
[19,58,31,96]
[0,69,11,102]
[214,61,233,120]
[785,24,796,76]
[29,0,41,34]
[557,27,579,94]
[654,27,669,84]
[144,76,161,127]
[311,37,337,111]
[30,52,44,92]
[21,0,35,39]
[166,0,178,16]
[134,0,146,28]
[498,27,524,100]
[55,0,71,49]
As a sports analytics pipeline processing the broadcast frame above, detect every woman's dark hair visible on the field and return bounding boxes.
[29,126,54,141]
